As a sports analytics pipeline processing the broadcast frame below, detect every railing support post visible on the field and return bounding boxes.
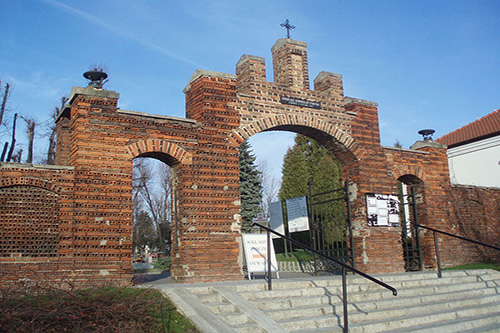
[342,264,348,333]
[433,230,442,278]
[267,229,272,290]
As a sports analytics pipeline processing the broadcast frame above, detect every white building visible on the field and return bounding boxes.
[437,109,500,188]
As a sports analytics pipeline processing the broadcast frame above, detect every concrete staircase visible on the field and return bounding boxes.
[159,269,500,332]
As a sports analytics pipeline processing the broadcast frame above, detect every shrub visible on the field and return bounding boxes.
[154,256,172,271]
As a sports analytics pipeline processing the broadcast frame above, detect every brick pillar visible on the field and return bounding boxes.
[236,54,266,95]
[314,71,344,99]
[64,85,133,282]
[177,71,243,282]
[272,38,310,90]
[55,108,71,166]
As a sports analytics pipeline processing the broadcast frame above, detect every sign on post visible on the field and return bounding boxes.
[285,196,309,233]
[269,201,285,238]
[242,233,279,279]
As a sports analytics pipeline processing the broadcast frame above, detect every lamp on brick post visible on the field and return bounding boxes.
[83,70,108,89]
[418,129,435,141]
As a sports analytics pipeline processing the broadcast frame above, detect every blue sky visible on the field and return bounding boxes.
[1,0,499,179]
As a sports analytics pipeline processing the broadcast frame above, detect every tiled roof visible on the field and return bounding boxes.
[436,109,500,147]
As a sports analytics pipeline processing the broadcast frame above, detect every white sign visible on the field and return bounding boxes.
[269,201,285,238]
[366,193,400,227]
[286,196,309,233]
[242,234,278,278]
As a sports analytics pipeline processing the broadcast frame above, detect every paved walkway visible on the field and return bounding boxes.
[134,271,332,286]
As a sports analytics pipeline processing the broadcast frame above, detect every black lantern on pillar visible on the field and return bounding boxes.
[418,129,435,141]
[83,70,108,88]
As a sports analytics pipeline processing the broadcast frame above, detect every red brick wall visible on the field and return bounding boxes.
[443,185,500,264]
[1,38,497,285]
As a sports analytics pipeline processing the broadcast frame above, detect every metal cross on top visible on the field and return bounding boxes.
[280,19,295,39]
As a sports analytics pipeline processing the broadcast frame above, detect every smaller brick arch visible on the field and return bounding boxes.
[0,177,63,195]
[392,165,428,183]
[127,139,193,165]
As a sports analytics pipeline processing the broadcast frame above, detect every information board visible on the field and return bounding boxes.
[269,201,285,238]
[286,196,309,233]
[242,234,279,278]
[366,193,401,227]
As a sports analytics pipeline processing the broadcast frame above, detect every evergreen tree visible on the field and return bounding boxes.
[133,210,159,253]
[279,144,309,200]
[279,135,344,244]
[239,140,263,232]
[279,134,342,200]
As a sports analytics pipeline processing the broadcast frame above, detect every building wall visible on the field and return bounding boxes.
[1,38,494,285]
[447,135,500,188]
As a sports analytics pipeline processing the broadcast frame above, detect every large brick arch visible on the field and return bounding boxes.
[127,139,193,165]
[229,114,360,166]
[231,114,356,149]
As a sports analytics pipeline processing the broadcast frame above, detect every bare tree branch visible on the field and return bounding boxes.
[0,81,11,127]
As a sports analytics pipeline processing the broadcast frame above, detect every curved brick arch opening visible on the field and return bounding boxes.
[128,139,193,166]
[232,121,360,179]
[131,155,175,261]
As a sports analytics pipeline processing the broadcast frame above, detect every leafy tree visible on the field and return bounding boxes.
[239,140,263,232]
[279,144,309,200]
[133,210,159,253]
[279,134,342,200]
[279,134,344,245]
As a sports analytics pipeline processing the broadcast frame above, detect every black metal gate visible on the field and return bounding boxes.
[308,181,354,274]
[399,183,423,271]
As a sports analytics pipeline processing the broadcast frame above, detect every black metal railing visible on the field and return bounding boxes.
[253,222,397,333]
[415,224,500,278]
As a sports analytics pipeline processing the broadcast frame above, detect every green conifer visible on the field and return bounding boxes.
[239,140,263,232]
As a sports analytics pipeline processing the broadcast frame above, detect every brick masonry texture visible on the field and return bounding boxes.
[1,38,498,285]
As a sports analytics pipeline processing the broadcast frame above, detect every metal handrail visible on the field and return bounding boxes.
[415,223,500,278]
[252,222,397,333]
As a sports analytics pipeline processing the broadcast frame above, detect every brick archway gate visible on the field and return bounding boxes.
[166,38,411,281]
[1,38,455,284]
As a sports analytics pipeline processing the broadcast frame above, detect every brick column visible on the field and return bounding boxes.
[176,71,243,282]
[272,38,310,90]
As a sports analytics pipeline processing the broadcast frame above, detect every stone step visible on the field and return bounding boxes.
[242,277,489,309]
[219,312,253,326]
[261,291,500,322]
[238,275,484,301]
[348,301,500,332]
[207,301,238,314]
[164,270,500,333]
[233,323,266,333]
[387,312,500,332]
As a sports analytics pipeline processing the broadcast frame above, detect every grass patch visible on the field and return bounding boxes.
[276,251,314,262]
[443,263,500,272]
[0,285,198,332]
